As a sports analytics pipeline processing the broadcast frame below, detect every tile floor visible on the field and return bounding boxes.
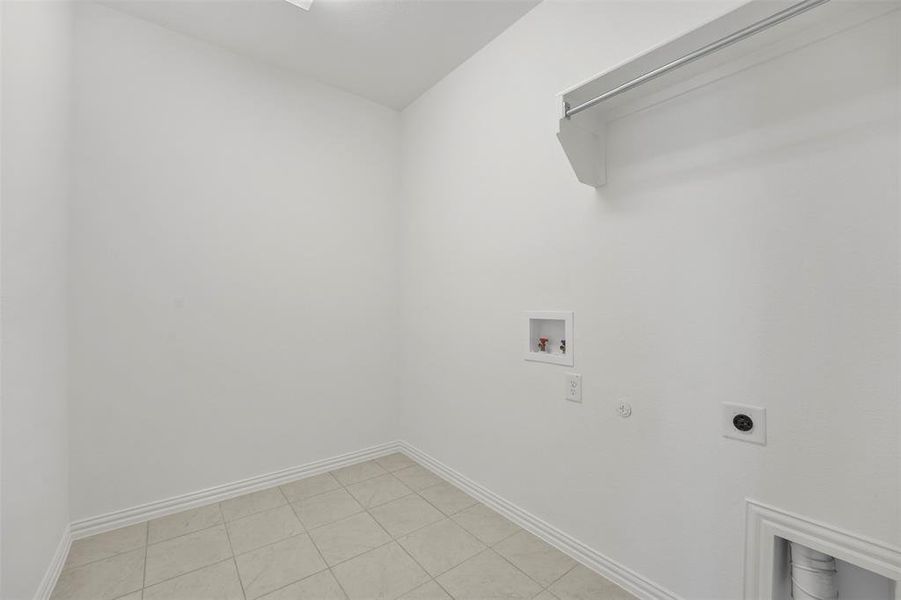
[51,453,636,600]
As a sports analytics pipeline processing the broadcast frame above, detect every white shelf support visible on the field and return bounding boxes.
[556,118,606,187]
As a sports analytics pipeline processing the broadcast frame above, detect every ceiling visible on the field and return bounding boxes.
[103,0,541,109]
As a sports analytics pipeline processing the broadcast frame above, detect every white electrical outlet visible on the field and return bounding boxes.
[565,373,582,403]
[722,403,766,445]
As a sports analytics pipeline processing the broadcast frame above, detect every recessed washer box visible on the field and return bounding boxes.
[525,311,573,366]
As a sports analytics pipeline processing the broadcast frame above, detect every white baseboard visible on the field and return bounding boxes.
[70,441,401,540]
[33,525,71,600]
[398,441,682,600]
[64,439,676,600]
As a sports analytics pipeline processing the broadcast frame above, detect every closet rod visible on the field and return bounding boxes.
[564,0,830,119]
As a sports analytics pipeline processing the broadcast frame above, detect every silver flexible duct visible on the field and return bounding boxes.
[790,542,838,600]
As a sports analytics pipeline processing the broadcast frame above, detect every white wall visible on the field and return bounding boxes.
[398,2,901,599]
[69,3,401,521]
[0,1,73,598]
[10,3,899,598]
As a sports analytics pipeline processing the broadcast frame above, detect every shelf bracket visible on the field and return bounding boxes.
[556,117,606,187]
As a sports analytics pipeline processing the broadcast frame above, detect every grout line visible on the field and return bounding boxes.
[486,524,526,548]
[138,514,461,597]
[146,520,226,550]
[398,448,588,594]
[362,479,493,589]
[156,461,369,533]
[241,565,344,600]
[216,502,247,600]
[220,494,290,524]
[355,489,416,512]
[245,465,402,523]
[149,454,592,598]
[141,521,149,591]
[415,478,454,496]
[216,503,249,600]
[59,542,148,575]
[285,498,310,534]
[232,531,315,560]
[141,514,236,591]
[224,503,305,546]
[295,506,399,569]
[316,535,393,570]
[333,471,389,488]
[73,455,527,599]
[416,490,478,519]
[475,526,558,593]
[300,509,352,600]
[386,501,486,580]
[61,520,153,574]
[432,576,456,598]
[543,563,578,591]
[392,527,440,578]
[285,491,343,515]
[327,566,352,600]
[230,557,249,600]
[281,502,359,597]
[367,505,396,541]
[307,494,448,544]
[280,473,343,504]
[405,478,461,517]
[141,557,237,594]
[488,544,550,591]
[62,503,232,572]
[51,456,395,598]
[299,506,366,535]
[390,472,544,592]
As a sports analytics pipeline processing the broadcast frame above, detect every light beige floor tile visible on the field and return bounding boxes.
[494,530,576,587]
[308,512,392,566]
[437,550,542,600]
[331,542,429,600]
[51,548,145,600]
[257,570,347,600]
[280,473,341,503]
[234,534,326,600]
[221,488,287,522]
[392,466,442,491]
[418,483,477,516]
[226,504,305,554]
[65,523,147,570]
[549,565,635,600]
[148,504,223,544]
[142,559,244,600]
[114,593,143,600]
[145,524,232,586]
[346,474,412,508]
[369,494,444,538]
[331,461,387,486]
[375,453,417,472]
[397,519,485,577]
[451,504,520,546]
[534,592,560,600]
[398,581,452,600]
[292,488,363,529]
